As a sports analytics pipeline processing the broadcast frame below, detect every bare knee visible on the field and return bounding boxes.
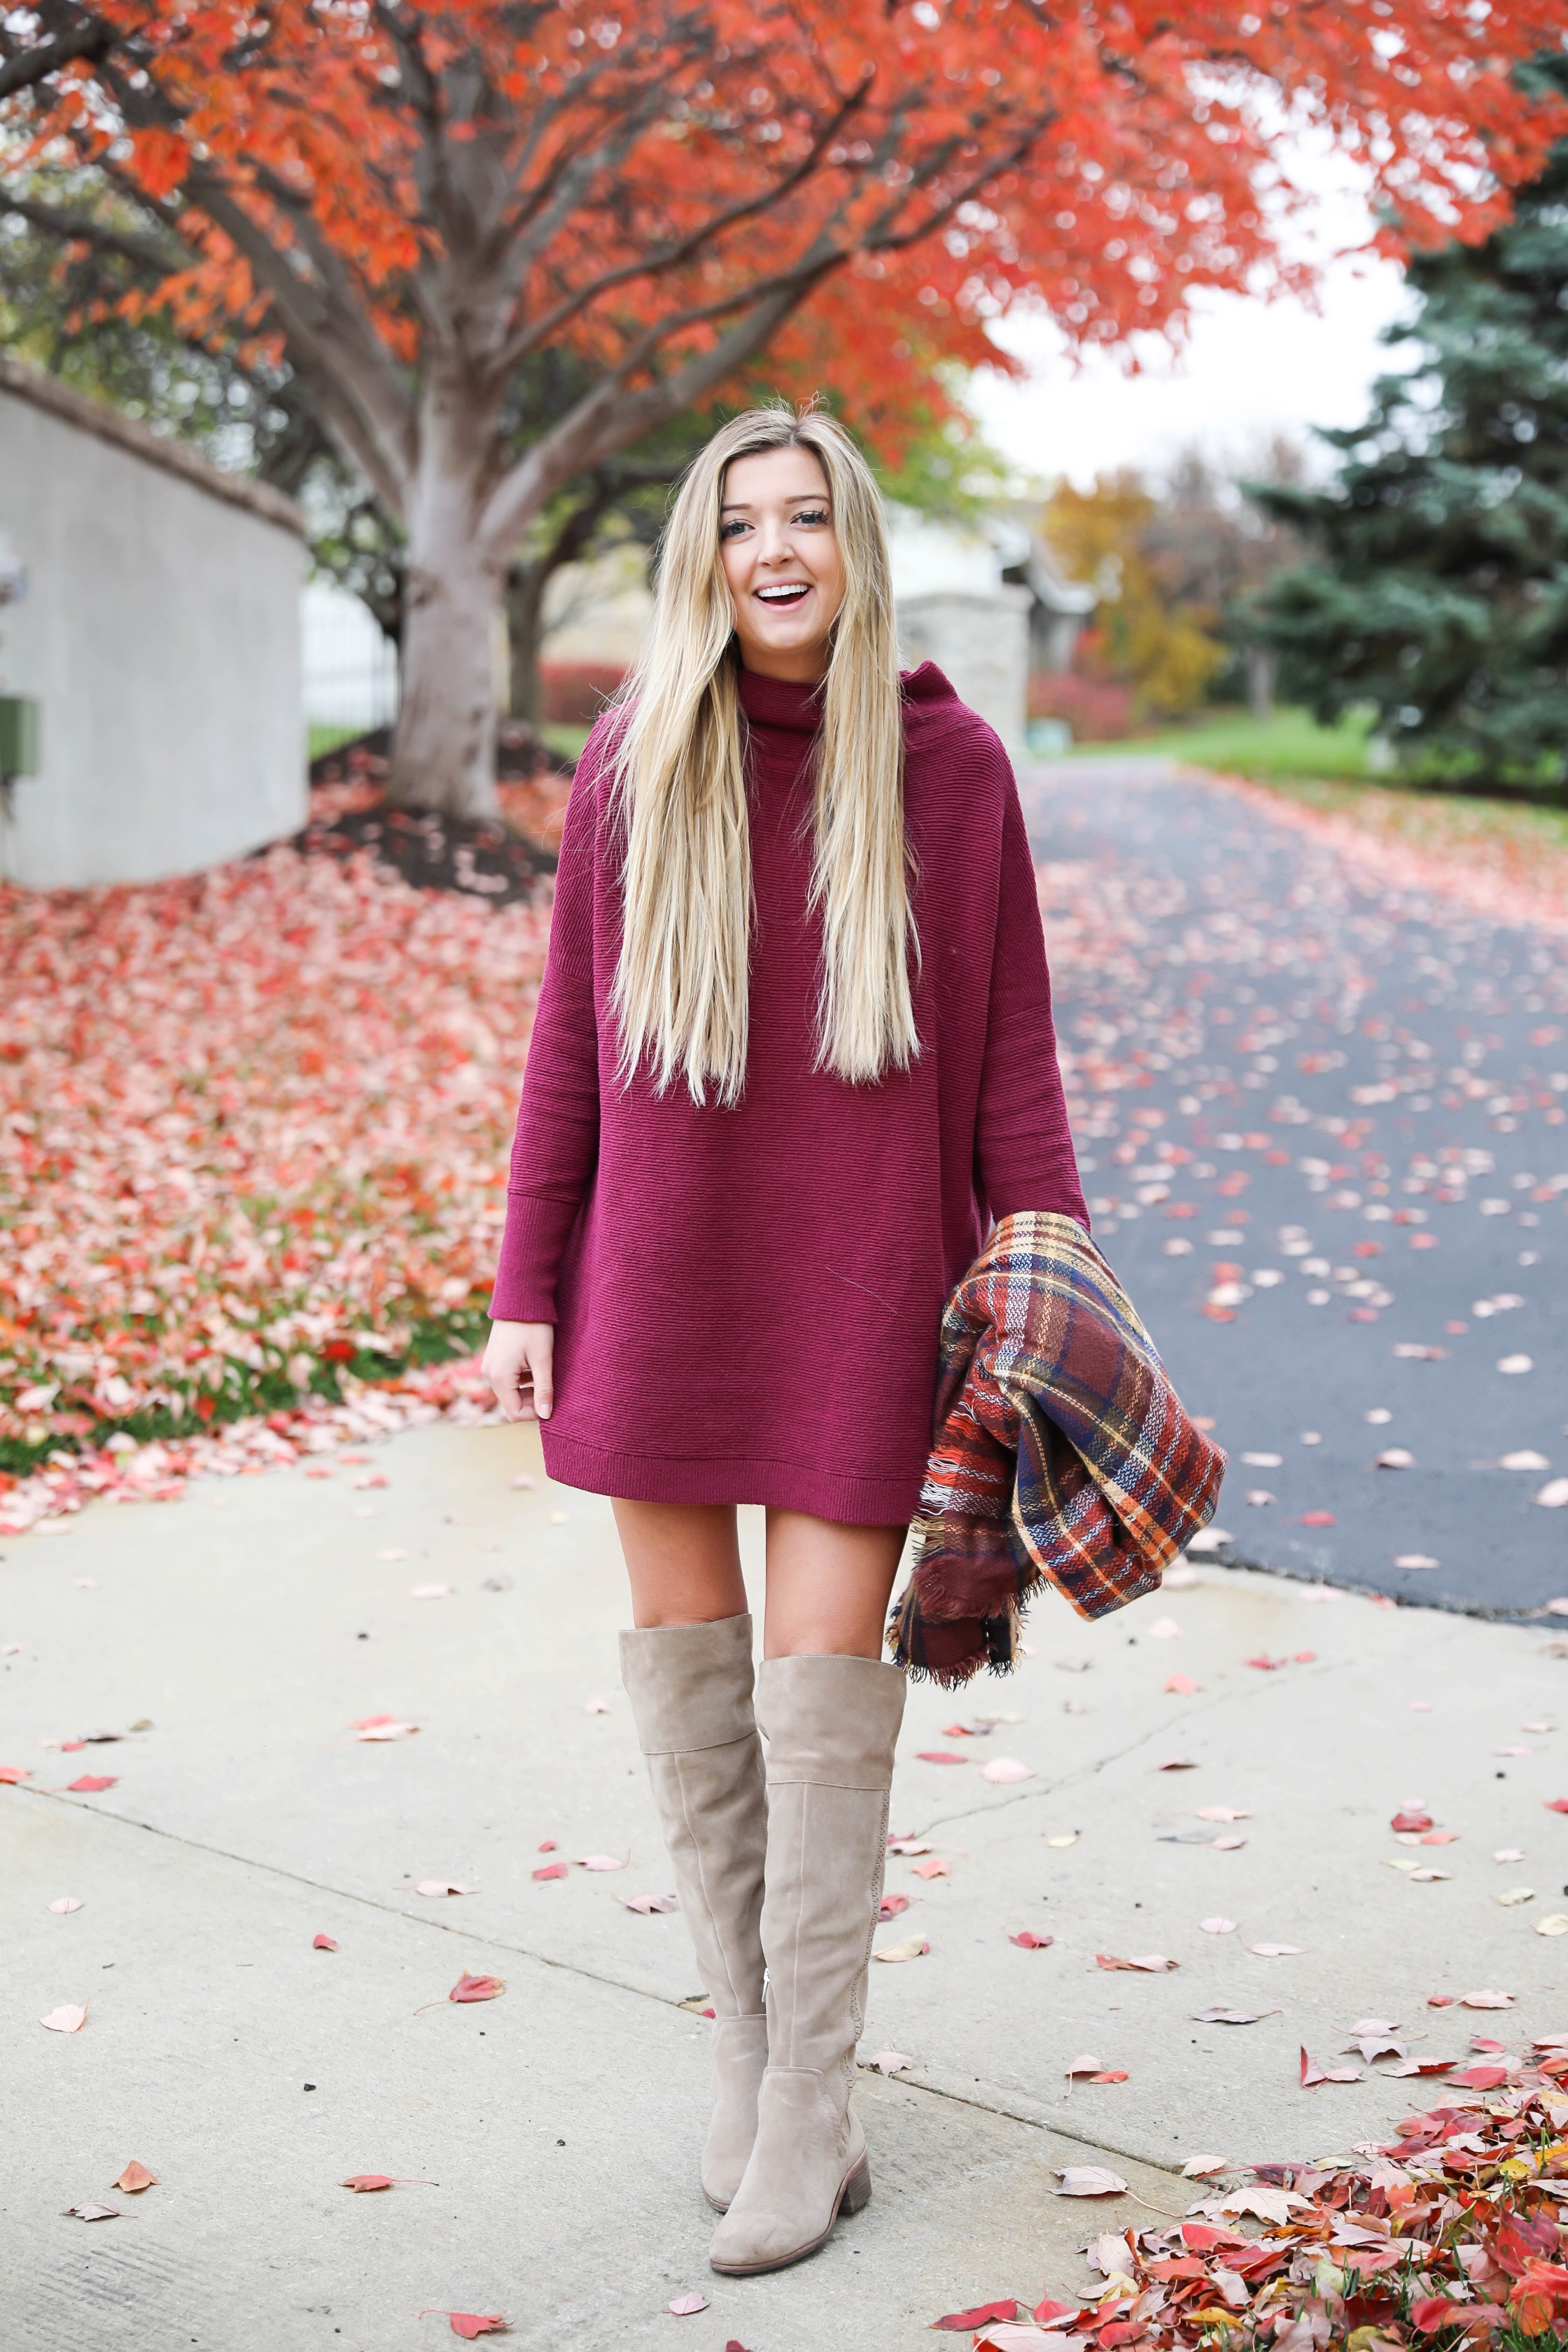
[613,1499,748,1629]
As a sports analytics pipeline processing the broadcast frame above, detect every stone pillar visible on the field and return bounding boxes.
[895,587,1030,765]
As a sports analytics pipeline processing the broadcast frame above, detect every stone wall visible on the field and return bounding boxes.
[0,360,305,889]
[895,587,1030,765]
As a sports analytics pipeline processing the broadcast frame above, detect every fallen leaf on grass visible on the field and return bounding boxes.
[1054,2166,1128,2196]
[1010,1931,1054,1949]
[931,2301,1021,2330]
[1193,2007,1280,2026]
[532,1862,568,1881]
[864,2050,913,2075]
[48,1896,82,1914]
[874,1936,930,1963]
[419,2314,508,2339]
[415,1882,477,1898]
[617,1893,678,1914]
[66,1774,115,1793]
[1098,1953,1178,1973]
[114,2162,156,2193]
[312,1933,338,1951]
[981,1757,1035,1784]
[447,1975,504,2004]
[40,2004,86,2032]
[668,2293,708,2316]
[64,2202,118,2222]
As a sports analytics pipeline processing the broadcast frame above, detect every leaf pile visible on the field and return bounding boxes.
[0,843,546,1508]
[955,2047,1568,2351]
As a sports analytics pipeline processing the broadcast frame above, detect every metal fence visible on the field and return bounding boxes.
[300,580,398,732]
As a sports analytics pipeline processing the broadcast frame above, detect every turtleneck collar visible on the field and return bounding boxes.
[736,666,825,734]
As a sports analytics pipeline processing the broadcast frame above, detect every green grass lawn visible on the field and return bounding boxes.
[307,722,368,762]
[1070,702,1377,782]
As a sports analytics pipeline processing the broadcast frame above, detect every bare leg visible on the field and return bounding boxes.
[612,1497,748,1628]
[762,1510,906,1660]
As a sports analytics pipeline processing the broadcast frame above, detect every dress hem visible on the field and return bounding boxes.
[540,1429,919,1527]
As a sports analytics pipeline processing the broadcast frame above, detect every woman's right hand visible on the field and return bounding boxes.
[482,1320,554,1422]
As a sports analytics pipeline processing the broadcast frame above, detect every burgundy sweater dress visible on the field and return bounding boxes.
[489,662,1087,1525]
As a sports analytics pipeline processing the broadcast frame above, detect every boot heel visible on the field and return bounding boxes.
[840,2150,872,2214]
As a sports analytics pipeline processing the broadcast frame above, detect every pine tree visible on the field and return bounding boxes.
[1247,55,1568,794]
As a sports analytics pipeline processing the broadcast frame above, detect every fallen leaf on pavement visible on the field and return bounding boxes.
[1383,2057,1458,2077]
[40,2004,86,2032]
[1194,1808,1250,1822]
[447,1975,504,2003]
[583,1698,610,1714]
[66,1774,115,1793]
[1214,2186,1308,2224]
[913,1856,950,1879]
[1180,2155,1228,2178]
[1450,2065,1510,2090]
[48,1896,83,1913]
[0,1764,31,1782]
[917,1751,969,1765]
[1498,1886,1535,1907]
[1010,1931,1054,1949]
[1544,1799,1568,1815]
[415,1882,477,1898]
[888,1837,934,1855]
[64,2202,118,2221]
[113,2162,156,2193]
[931,2300,1021,2331]
[879,1893,910,1921]
[532,1861,568,1881]
[1149,1618,1184,1639]
[1156,1758,1198,1771]
[1066,2054,1129,2082]
[574,1854,626,1872]
[1098,1953,1178,1973]
[1193,2007,1281,2025]
[419,2315,508,2339]
[1395,1554,1439,1569]
[1164,1674,1202,1694]
[874,1936,930,1963]
[1044,1833,1078,1847]
[617,1893,678,1914]
[864,2050,913,2074]
[342,2175,395,2192]
[313,1933,338,1950]
[1535,1914,1568,1936]
[410,1583,452,1600]
[981,1757,1035,1784]
[354,1716,419,1741]
[1199,1917,1237,1935]
[667,2293,708,2316]
[1054,2166,1128,2196]
[1461,1989,1515,2008]
[1247,1943,1303,1956]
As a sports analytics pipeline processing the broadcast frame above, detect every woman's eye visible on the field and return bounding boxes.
[793,508,830,526]
[720,519,750,540]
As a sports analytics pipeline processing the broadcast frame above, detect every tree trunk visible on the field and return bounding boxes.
[389,386,507,817]
[1246,645,1278,724]
[505,560,550,724]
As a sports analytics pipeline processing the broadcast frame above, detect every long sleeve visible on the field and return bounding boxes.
[489,762,604,1322]
[973,780,1088,1233]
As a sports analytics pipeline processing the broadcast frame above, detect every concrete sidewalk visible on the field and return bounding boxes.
[5,1421,1567,2350]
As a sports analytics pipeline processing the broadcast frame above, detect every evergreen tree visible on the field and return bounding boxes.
[1247,56,1568,793]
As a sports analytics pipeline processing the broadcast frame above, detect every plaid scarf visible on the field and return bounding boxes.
[889,1210,1226,1687]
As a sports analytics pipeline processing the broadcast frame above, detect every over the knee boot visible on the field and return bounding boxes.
[619,1614,769,2209]
[708,1652,906,2276]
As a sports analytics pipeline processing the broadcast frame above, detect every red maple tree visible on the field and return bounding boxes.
[5,0,1565,814]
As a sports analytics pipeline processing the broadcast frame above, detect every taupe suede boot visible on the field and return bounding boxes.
[707,1652,906,2276]
[619,1614,769,2210]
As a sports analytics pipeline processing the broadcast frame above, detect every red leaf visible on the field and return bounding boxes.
[1544,1798,1568,1814]
[419,2316,508,2340]
[931,2301,1020,2330]
[916,1751,969,1765]
[1035,2300,1084,2323]
[879,1893,910,1921]
[313,1933,338,1951]
[1299,1511,1337,1527]
[67,1774,115,1792]
[1009,1931,1054,1949]
[1392,1809,1434,1831]
[0,1764,31,1782]
[531,1861,568,1880]
[448,1974,503,2003]
[342,2174,394,2191]
[1450,2065,1508,2090]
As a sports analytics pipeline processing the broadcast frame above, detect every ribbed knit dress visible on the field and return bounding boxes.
[489,661,1087,1525]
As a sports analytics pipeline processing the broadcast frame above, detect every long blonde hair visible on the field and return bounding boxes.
[609,407,917,1107]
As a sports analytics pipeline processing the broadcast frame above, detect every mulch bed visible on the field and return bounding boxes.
[298,727,571,905]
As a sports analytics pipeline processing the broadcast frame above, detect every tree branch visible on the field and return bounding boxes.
[0,9,113,101]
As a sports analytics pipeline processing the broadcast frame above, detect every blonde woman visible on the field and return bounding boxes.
[483,408,1086,2274]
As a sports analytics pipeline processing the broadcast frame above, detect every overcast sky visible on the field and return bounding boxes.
[971,134,1422,491]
